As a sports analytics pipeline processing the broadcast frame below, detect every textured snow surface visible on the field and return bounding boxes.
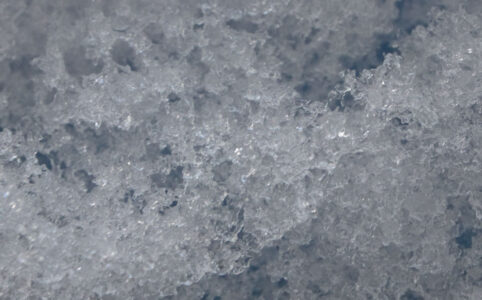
[0,1,481,299]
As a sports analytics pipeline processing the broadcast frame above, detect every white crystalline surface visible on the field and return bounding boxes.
[0,1,481,299]
[171,10,482,299]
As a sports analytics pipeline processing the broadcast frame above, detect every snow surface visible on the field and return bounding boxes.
[0,0,481,299]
